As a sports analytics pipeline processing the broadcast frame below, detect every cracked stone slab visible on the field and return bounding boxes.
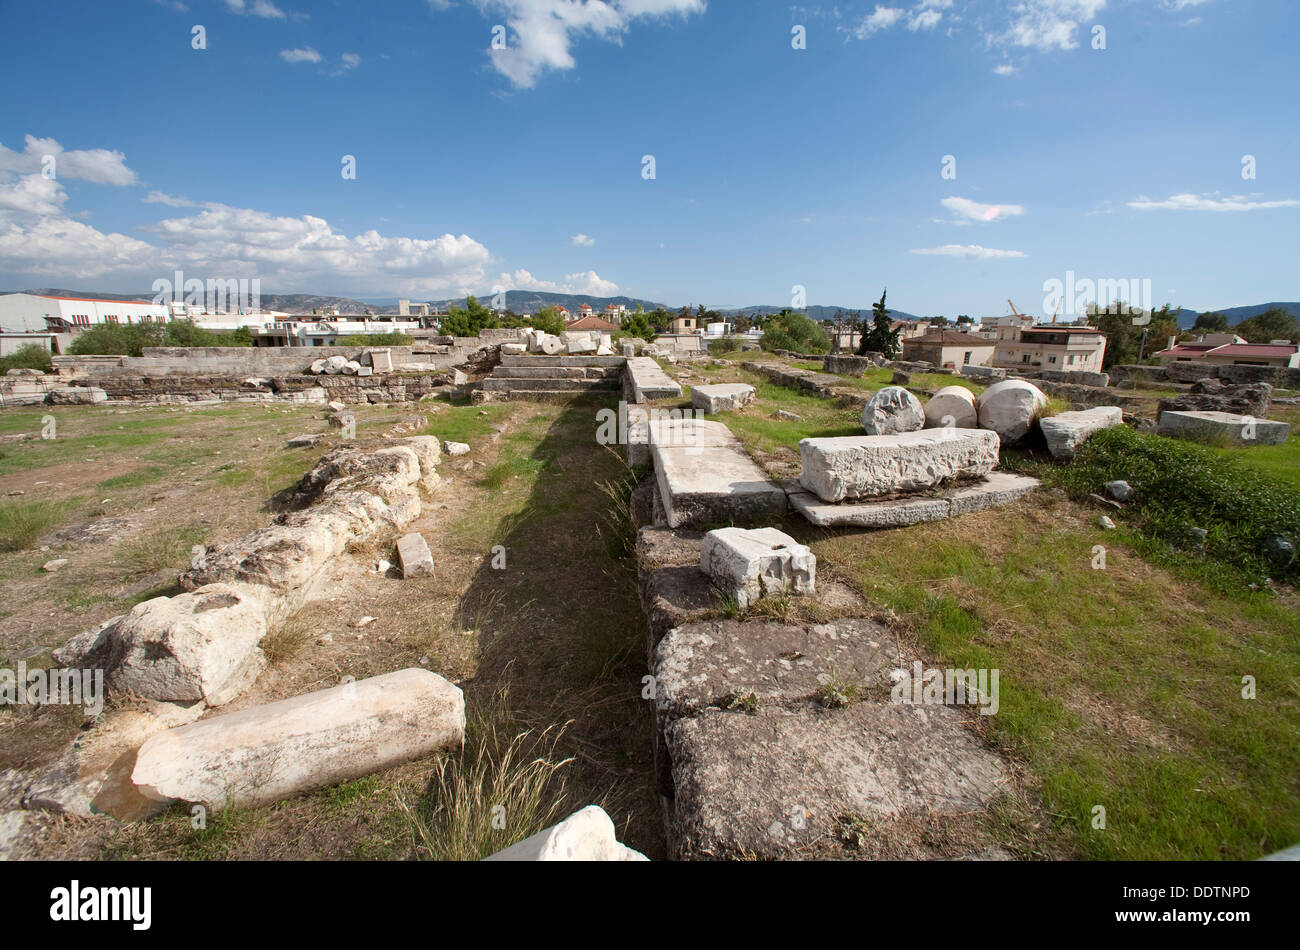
[787,473,1039,528]
[654,618,903,721]
[664,702,1009,860]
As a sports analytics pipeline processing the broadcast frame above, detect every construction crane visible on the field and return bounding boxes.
[1007,299,1022,317]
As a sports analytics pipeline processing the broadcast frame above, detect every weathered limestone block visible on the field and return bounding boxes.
[566,336,598,355]
[501,343,526,355]
[650,419,787,528]
[654,618,898,721]
[798,429,1000,503]
[398,435,442,492]
[976,379,1048,444]
[664,703,1008,860]
[1157,410,1290,446]
[1038,406,1124,459]
[699,527,814,608]
[397,533,434,578]
[484,805,647,861]
[368,349,393,373]
[48,387,107,405]
[691,383,756,415]
[923,385,978,429]
[528,333,562,355]
[625,356,681,402]
[444,440,470,456]
[131,669,465,810]
[861,386,925,435]
[55,583,275,706]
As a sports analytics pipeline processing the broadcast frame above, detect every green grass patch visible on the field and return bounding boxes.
[1047,426,1299,585]
[0,498,75,551]
[813,509,1300,860]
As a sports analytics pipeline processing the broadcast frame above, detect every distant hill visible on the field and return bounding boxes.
[1175,302,1300,329]
[718,304,926,323]
[421,290,668,315]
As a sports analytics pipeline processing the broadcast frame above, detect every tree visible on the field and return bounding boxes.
[956,315,973,325]
[760,309,830,354]
[1234,307,1299,343]
[440,295,499,337]
[1192,311,1230,333]
[647,307,672,333]
[529,306,566,336]
[619,310,656,341]
[1088,302,1183,367]
[858,289,900,359]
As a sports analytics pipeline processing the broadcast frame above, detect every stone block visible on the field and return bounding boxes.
[798,428,1000,503]
[691,383,756,414]
[699,527,814,608]
[1038,406,1124,459]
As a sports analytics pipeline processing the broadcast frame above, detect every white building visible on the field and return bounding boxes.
[0,293,170,333]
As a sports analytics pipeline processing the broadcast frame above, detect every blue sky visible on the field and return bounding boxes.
[0,0,1296,318]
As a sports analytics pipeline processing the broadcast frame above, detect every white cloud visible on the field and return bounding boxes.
[910,244,1027,259]
[848,5,904,37]
[993,63,1017,75]
[495,268,619,296]
[280,47,322,63]
[1159,0,1211,10]
[142,190,196,207]
[941,196,1026,222]
[1127,193,1300,212]
[339,52,362,70]
[909,9,942,30]
[476,0,705,89]
[0,135,496,294]
[995,0,1106,51]
[570,232,595,247]
[226,0,287,18]
[0,135,137,186]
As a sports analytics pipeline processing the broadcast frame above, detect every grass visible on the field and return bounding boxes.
[114,524,206,576]
[811,497,1300,860]
[1042,425,1300,585]
[400,688,573,861]
[0,498,76,551]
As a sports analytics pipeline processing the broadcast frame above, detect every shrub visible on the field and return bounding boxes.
[1056,426,1300,584]
[760,309,830,355]
[708,335,743,355]
[0,343,53,374]
[67,322,161,357]
[619,311,656,342]
[528,307,566,336]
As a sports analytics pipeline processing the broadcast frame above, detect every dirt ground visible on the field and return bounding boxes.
[0,397,663,860]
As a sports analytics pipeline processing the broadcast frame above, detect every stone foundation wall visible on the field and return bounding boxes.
[1112,362,1300,388]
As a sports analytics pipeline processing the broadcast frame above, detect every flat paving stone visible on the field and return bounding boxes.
[650,419,787,529]
[786,472,1039,528]
[1157,409,1290,446]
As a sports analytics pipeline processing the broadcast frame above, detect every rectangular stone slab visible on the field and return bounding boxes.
[1039,406,1124,459]
[131,668,464,810]
[396,532,434,578]
[664,702,1008,860]
[651,420,787,528]
[691,383,756,414]
[787,472,1039,528]
[799,428,1000,503]
[1157,410,1290,446]
[626,356,682,402]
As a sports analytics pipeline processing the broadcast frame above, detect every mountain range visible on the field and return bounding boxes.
[5,288,1295,329]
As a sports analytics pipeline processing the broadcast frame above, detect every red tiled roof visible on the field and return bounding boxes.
[1207,343,1298,358]
[566,315,619,330]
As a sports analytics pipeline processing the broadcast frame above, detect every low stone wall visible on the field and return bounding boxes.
[822,354,881,376]
[56,372,453,406]
[1039,369,1110,387]
[1112,362,1300,388]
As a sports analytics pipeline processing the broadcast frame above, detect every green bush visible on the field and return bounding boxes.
[708,335,743,355]
[1056,426,1300,584]
[760,310,830,355]
[67,322,161,357]
[0,343,53,374]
